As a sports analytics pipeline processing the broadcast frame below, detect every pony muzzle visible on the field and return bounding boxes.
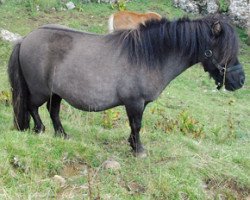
[225,64,245,91]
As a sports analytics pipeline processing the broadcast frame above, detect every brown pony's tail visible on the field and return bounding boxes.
[108,14,114,33]
[8,39,30,130]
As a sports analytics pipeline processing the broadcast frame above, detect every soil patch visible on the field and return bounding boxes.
[203,178,250,199]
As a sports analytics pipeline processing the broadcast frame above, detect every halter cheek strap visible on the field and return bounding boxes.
[204,50,225,75]
[204,50,243,75]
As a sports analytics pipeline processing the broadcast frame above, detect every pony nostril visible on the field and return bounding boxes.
[240,76,245,86]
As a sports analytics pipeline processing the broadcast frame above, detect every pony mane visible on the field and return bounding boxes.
[106,14,238,68]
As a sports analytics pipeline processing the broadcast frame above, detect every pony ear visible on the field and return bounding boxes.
[212,21,221,36]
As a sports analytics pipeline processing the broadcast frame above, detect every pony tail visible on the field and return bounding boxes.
[8,39,30,130]
[108,14,114,33]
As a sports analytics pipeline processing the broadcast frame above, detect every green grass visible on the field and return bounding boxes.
[0,0,250,199]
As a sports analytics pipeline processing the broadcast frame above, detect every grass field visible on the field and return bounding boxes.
[0,0,250,199]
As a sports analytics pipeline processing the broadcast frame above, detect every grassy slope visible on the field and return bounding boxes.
[0,0,249,199]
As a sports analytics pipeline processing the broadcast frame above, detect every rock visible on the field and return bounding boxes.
[127,181,145,193]
[173,0,199,13]
[53,175,66,187]
[173,0,249,28]
[103,194,112,200]
[66,2,75,10]
[206,0,219,13]
[174,0,219,14]
[0,29,22,43]
[245,195,250,200]
[103,159,121,170]
[228,0,249,28]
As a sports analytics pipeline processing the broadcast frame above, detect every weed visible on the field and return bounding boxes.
[75,4,84,12]
[211,126,222,138]
[111,0,127,11]
[227,112,236,139]
[156,110,205,138]
[178,110,205,138]
[0,90,11,106]
[9,156,28,173]
[218,0,230,12]
[101,109,121,129]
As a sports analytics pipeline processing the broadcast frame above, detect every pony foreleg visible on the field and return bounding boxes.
[47,94,69,139]
[125,100,147,158]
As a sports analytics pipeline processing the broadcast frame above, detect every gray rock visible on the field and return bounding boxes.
[207,0,219,13]
[103,159,121,170]
[66,1,75,10]
[173,0,249,28]
[173,0,199,13]
[228,0,249,28]
[0,29,22,43]
[53,175,66,187]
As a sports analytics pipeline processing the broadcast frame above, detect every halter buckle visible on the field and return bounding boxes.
[204,50,213,58]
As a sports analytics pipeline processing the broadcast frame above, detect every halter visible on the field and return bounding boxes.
[204,49,243,89]
[204,50,242,75]
[204,50,225,75]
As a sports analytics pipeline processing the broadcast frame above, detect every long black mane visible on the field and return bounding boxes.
[107,14,239,68]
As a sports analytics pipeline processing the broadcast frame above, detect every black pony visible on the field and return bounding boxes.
[8,14,245,157]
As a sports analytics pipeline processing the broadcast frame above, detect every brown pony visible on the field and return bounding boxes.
[108,10,162,32]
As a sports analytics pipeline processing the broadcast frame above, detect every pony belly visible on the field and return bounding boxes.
[53,84,121,112]
[62,96,121,112]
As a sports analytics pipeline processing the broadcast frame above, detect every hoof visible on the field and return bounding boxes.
[55,131,70,140]
[63,134,70,140]
[133,151,147,158]
[34,125,45,134]
[132,147,147,158]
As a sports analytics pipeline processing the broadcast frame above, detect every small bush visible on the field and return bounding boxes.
[218,0,230,12]
[101,109,121,129]
[0,90,11,106]
[155,110,205,138]
[111,0,127,11]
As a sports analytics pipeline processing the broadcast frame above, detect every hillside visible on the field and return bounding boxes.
[0,1,249,199]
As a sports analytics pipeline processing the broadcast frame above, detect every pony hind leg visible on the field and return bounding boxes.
[125,100,147,157]
[28,104,45,134]
[47,94,69,139]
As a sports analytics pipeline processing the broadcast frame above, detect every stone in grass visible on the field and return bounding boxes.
[0,29,22,43]
[53,175,66,187]
[127,181,146,194]
[66,2,75,10]
[103,158,121,170]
